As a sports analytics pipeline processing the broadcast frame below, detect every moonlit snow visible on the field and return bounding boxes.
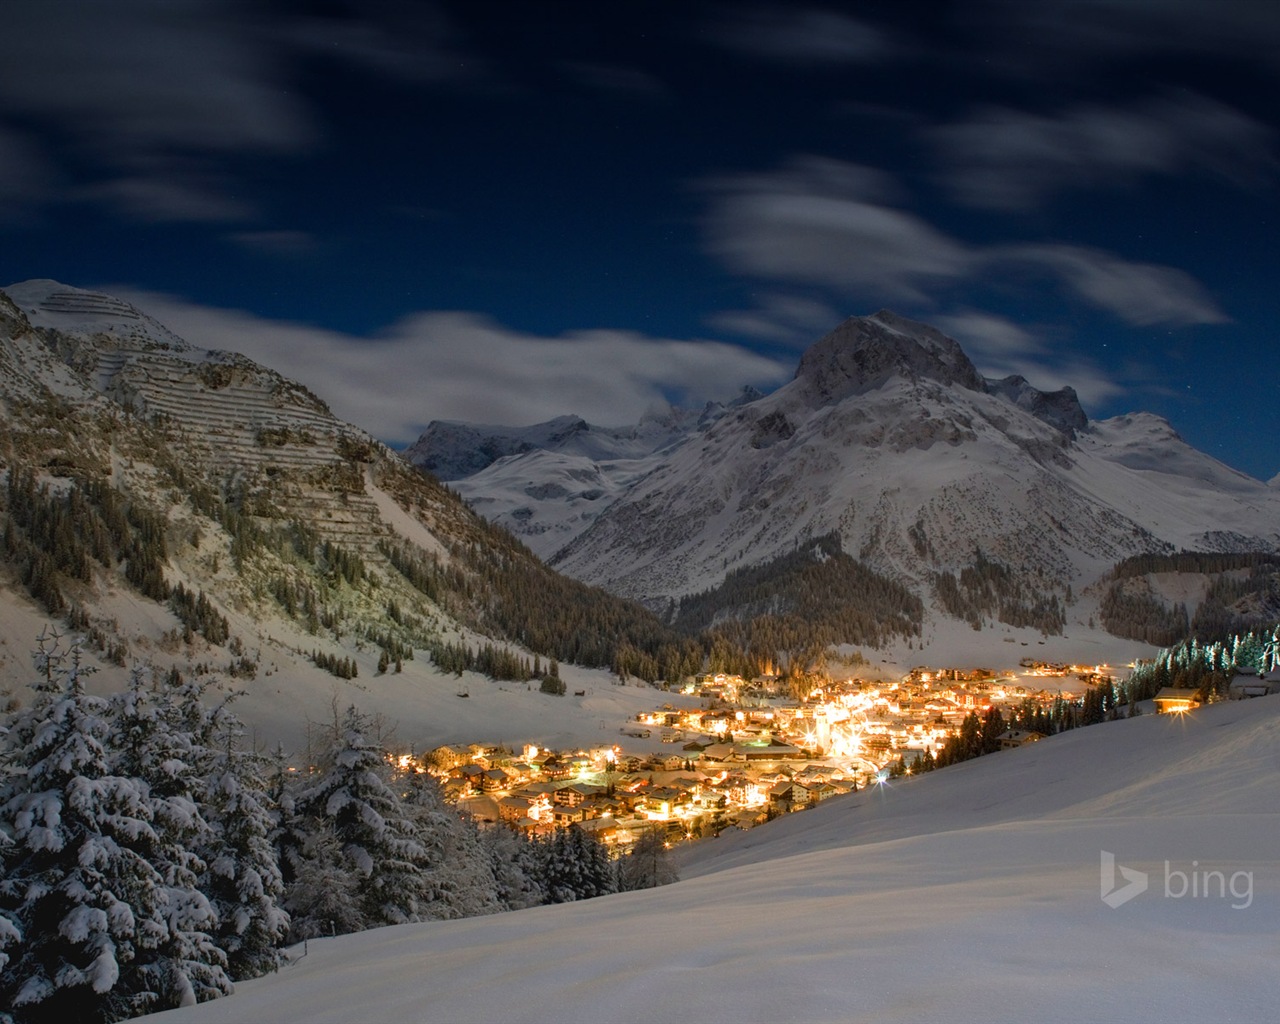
[146,695,1280,1024]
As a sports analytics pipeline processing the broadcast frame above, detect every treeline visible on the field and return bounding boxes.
[425,637,562,687]
[1124,627,1280,700]
[674,533,923,679]
[383,537,701,684]
[2,466,169,615]
[1190,565,1280,638]
[1110,550,1280,579]
[1099,585,1189,646]
[891,623,1280,779]
[0,636,677,1024]
[888,682,1142,778]
[311,649,359,679]
[1100,550,1280,644]
[677,532,923,641]
[932,548,1065,634]
[170,582,229,645]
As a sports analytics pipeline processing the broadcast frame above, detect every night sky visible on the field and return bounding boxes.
[2,1,1278,479]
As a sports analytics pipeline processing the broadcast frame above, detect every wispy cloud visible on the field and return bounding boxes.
[700,157,970,303]
[278,3,482,84]
[705,4,895,64]
[74,174,255,224]
[698,156,1227,327]
[928,94,1274,210]
[0,125,55,220]
[0,0,476,224]
[973,0,1280,73]
[106,289,793,444]
[994,245,1229,327]
[707,292,844,346]
[934,310,1124,408]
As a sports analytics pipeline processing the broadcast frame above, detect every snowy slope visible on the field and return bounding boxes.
[4,278,191,350]
[146,695,1280,1024]
[403,391,764,559]
[0,280,689,756]
[453,447,668,560]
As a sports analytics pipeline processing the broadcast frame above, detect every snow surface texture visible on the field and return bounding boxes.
[144,696,1280,1024]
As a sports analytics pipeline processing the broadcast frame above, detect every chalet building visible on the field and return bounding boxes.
[480,768,511,792]
[497,795,535,823]
[1227,670,1280,699]
[805,781,840,803]
[553,782,603,807]
[551,805,588,826]
[768,781,811,812]
[441,777,469,801]
[1152,687,1203,714]
[998,729,1044,749]
[575,817,619,843]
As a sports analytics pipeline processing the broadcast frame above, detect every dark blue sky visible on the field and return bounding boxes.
[2,1,1278,479]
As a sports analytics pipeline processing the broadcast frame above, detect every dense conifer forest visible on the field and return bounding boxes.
[1100,551,1280,645]
[931,548,1066,634]
[0,634,676,1023]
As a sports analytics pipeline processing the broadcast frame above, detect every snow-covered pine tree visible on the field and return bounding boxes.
[106,668,231,1009]
[264,742,305,889]
[287,707,429,936]
[400,769,500,920]
[281,828,362,940]
[541,825,618,903]
[0,634,170,1023]
[479,825,547,910]
[616,826,678,891]
[196,704,289,980]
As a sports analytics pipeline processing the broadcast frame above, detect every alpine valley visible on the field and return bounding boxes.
[4,281,1280,1024]
[3,280,1280,743]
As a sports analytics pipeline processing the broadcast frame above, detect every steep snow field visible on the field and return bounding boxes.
[148,696,1280,1024]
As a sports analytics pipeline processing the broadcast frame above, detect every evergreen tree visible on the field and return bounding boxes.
[0,636,172,1023]
[479,826,546,910]
[287,708,429,935]
[616,827,678,891]
[105,668,231,1011]
[540,826,617,903]
[196,710,289,980]
[400,770,500,920]
[281,830,363,940]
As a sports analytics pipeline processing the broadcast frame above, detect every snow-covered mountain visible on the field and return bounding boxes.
[405,390,763,560]
[0,280,675,748]
[145,693,1280,1024]
[420,311,1280,631]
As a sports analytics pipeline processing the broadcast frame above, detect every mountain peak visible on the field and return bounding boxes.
[4,278,188,349]
[984,374,1088,438]
[794,311,985,403]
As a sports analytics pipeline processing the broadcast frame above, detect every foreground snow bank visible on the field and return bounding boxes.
[146,697,1280,1024]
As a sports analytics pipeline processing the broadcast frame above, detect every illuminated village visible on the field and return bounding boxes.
[413,659,1117,854]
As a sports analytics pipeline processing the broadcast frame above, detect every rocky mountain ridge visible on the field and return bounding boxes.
[411,311,1280,638]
